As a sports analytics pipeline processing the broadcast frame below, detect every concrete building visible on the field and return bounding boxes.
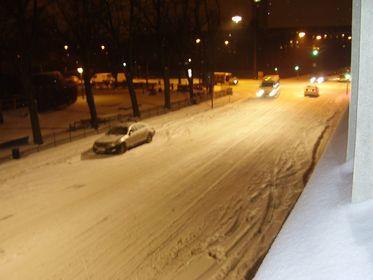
[348,0,373,202]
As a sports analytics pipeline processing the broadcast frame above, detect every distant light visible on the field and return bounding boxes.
[187,68,192,78]
[195,38,201,44]
[312,49,319,56]
[123,62,127,67]
[290,40,293,44]
[294,65,300,71]
[317,77,325,84]
[254,0,261,2]
[232,15,242,24]
[77,67,83,74]
[101,45,105,50]
[298,32,306,38]
[324,34,328,38]
[345,73,351,81]
[188,58,192,63]
[274,67,278,72]
[316,35,322,40]
[64,45,69,50]
[224,40,229,46]
[342,33,345,38]
[348,36,352,40]
[310,77,317,84]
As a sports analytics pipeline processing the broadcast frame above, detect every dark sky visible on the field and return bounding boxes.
[221,0,352,28]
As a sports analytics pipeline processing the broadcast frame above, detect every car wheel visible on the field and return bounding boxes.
[146,133,153,143]
[119,143,127,154]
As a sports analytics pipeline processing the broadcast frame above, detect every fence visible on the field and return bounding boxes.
[0,88,232,164]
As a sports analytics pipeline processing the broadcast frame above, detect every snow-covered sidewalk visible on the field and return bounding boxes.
[255,111,373,280]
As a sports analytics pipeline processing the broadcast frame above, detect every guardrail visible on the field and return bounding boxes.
[0,88,232,164]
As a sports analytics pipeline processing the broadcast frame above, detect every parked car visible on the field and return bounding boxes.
[93,122,155,154]
[304,84,320,97]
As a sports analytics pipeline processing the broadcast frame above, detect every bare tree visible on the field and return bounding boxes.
[101,0,140,117]
[0,0,50,144]
[54,0,100,127]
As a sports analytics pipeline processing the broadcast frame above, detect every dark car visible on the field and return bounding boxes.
[32,71,78,111]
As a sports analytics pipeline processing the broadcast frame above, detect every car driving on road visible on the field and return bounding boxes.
[256,75,280,98]
[93,122,155,154]
[304,84,320,97]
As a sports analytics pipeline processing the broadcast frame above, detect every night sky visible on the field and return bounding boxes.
[221,0,352,28]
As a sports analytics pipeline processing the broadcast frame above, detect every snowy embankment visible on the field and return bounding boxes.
[255,112,373,280]
[0,80,348,279]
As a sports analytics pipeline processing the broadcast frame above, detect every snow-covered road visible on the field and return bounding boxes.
[0,79,348,279]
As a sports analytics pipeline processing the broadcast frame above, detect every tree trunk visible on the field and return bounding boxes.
[21,67,43,144]
[124,69,140,117]
[163,66,171,109]
[82,70,98,128]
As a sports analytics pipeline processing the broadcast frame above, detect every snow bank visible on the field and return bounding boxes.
[255,112,373,280]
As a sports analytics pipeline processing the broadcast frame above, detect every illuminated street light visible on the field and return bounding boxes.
[312,49,319,56]
[294,65,300,71]
[64,45,69,51]
[348,36,352,40]
[232,15,242,24]
[274,67,278,72]
[188,58,192,63]
[123,62,127,68]
[324,34,328,39]
[77,67,83,74]
[101,45,106,50]
[298,32,306,38]
[195,38,201,44]
[224,40,229,46]
[187,68,192,79]
[316,35,322,40]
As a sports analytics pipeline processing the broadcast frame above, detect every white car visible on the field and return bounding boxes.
[93,122,155,154]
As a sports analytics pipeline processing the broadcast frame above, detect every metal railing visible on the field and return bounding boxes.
[0,88,232,164]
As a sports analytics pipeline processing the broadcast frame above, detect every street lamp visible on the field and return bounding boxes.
[274,67,278,72]
[298,32,306,39]
[195,38,201,44]
[77,67,83,74]
[100,45,105,50]
[123,62,127,68]
[64,45,69,51]
[232,15,242,24]
[224,40,229,46]
[312,49,319,56]
[316,35,322,40]
[294,65,300,79]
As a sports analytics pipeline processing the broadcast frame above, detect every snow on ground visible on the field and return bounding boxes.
[0,79,348,279]
[254,112,373,280]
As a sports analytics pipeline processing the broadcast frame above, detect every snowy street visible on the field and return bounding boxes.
[0,79,348,279]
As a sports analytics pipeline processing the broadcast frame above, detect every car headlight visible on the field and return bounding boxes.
[310,77,317,84]
[256,89,265,97]
[269,89,278,97]
[317,77,325,84]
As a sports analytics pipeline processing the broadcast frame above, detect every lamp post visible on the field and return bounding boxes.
[294,65,300,79]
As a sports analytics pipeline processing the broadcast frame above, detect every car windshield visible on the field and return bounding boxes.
[261,81,275,87]
[107,126,128,135]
